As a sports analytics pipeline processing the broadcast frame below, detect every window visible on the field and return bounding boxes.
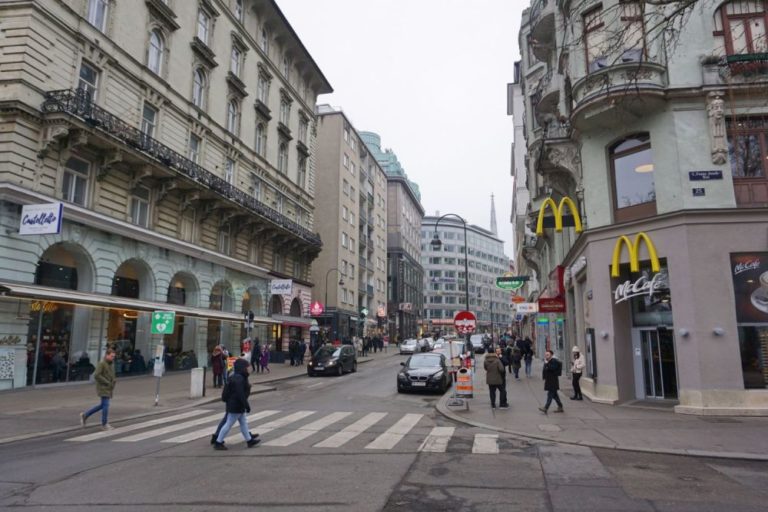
[231,46,242,76]
[342,232,349,249]
[349,212,355,226]
[233,0,244,22]
[350,238,355,253]
[141,103,157,138]
[274,252,285,272]
[297,156,307,188]
[148,30,164,74]
[257,74,270,103]
[343,126,349,142]
[715,1,768,55]
[180,208,196,241]
[342,206,348,221]
[260,27,269,53]
[62,157,89,205]
[282,54,291,78]
[255,123,266,156]
[226,99,240,135]
[350,162,356,177]
[276,195,284,214]
[224,158,235,184]
[218,225,231,254]
[78,61,99,101]
[298,118,308,143]
[130,185,151,228]
[343,179,349,196]
[278,142,288,173]
[728,117,768,206]
[583,7,607,72]
[280,99,291,125]
[343,153,349,168]
[620,1,645,62]
[252,177,262,201]
[188,134,201,164]
[197,9,210,44]
[192,68,206,108]
[87,0,108,32]
[610,133,656,222]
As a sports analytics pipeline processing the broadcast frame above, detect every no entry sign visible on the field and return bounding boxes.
[453,310,477,334]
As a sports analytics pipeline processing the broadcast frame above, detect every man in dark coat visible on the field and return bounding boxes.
[213,358,260,450]
[539,349,564,414]
[484,350,509,409]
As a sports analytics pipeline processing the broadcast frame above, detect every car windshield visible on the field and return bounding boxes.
[408,355,442,368]
[314,347,340,359]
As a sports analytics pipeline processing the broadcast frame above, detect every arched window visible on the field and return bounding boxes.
[148,29,164,74]
[610,133,656,222]
[713,1,768,55]
[277,141,288,173]
[226,99,240,135]
[192,68,206,108]
[255,123,266,156]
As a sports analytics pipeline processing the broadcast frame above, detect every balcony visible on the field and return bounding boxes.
[532,69,563,121]
[528,0,556,62]
[41,89,321,250]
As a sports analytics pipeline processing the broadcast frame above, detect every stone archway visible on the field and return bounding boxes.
[164,272,200,362]
[270,295,284,315]
[289,297,302,317]
[208,280,235,356]
[109,258,155,374]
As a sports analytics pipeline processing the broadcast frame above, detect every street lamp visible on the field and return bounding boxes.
[430,213,470,340]
[325,268,344,342]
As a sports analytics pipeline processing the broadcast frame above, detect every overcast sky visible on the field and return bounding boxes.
[277,0,525,258]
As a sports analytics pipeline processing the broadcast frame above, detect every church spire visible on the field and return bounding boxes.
[490,193,498,236]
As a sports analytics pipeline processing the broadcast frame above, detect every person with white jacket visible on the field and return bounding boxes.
[570,346,586,400]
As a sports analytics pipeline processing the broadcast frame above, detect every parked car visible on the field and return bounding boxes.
[307,345,357,376]
[399,339,419,355]
[469,334,491,354]
[397,353,451,393]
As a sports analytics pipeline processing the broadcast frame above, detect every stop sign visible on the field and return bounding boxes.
[453,310,477,334]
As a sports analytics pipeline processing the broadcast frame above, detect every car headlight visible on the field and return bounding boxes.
[308,361,313,366]
[398,373,408,380]
[430,371,444,381]
[327,360,336,366]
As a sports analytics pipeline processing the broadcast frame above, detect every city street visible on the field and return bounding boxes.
[1,355,767,511]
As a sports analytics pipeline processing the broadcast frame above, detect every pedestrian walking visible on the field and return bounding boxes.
[79,348,117,430]
[538,350,564,414]
[259,344,270,373]
[570,346,585,400]
[523,337,534,377]
[250,337,261,373]
[213,358,260,450]
[501,343,512,373]
[484,349,508,409]
[211,345,225,388]
[511,343,522,379]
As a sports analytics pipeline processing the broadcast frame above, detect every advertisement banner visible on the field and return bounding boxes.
[516,303,538,314]
[19,202,63,235]
[270,279,293,295]
[731,252,768,323]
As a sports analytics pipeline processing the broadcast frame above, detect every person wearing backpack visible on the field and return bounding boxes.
[538,349,564,414]
[213,358,260,450]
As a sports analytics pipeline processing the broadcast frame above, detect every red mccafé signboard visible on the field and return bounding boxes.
[538,266,566,313]
[731,252,768,323]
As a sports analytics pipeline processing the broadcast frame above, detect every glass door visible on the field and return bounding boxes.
[640,328,678,399]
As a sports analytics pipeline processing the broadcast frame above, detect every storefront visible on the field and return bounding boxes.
[730,253,768,390]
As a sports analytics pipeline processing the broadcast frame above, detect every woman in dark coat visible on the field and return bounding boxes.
[211,345,225,388]
[538,349,564,414]
[213,358,260,450]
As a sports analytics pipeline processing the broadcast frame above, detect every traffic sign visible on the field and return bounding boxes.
[151,311,176,334]
[310,301,324,316]
[453,310,477,334]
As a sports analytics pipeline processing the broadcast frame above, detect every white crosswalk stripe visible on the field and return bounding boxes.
[66,409,210,442]
[116,412,224,442]
[264,412,352,447]
[314,412,388,448]
[418,426,455,453]
[161,410,281,444]
[225,410,316,445]
[365,413,423,450]
[472,433,499,454]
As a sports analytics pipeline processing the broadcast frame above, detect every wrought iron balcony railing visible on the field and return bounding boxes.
[42,89,321,248]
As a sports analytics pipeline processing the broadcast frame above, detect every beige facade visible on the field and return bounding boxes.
[512,0,768,413]
[313,107,388,341]
[0,0,331,388]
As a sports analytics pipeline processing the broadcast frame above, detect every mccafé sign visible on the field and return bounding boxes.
[611,232,665,304]
[536,197,583,236]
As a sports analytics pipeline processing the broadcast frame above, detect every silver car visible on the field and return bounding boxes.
[399,339,419,355]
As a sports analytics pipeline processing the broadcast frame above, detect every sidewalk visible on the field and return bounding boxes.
[0,349,397,444]
[437,357,768,461]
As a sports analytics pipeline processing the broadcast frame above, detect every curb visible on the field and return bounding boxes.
[0,352,393,446]
[435,396,768,462]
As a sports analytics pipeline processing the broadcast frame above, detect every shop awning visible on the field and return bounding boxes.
[271,314,314,328]
[0,281,278,325]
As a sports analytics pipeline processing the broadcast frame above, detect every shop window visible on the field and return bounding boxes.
[610,133,656,222]
[713,1,768,56]
[739,326,768,388]
[62,156,90,206]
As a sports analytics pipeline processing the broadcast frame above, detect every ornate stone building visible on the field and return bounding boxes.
[0,0,331,388]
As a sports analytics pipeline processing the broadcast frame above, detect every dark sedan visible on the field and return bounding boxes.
[397,353,451,394]
[308,345,357,377]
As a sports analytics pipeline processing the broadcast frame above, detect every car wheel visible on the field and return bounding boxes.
[351,361,357,373]
[337,364,343,377]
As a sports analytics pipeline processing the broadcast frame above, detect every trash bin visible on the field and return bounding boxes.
[456,368,473,398]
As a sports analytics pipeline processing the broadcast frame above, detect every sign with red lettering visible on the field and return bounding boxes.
[453,311,477,334]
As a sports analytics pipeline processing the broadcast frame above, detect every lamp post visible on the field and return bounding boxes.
[430,213,470,331]
[325,268,344,343]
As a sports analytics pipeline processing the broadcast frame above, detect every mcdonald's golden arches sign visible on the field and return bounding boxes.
[535,197,583,236]
[611,232,661,278]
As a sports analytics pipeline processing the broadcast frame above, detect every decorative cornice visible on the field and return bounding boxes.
[145,0,180,31]
[190,37,218,68]
[226,71,248,97]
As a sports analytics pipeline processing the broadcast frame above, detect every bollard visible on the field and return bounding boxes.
[190,367,205,398]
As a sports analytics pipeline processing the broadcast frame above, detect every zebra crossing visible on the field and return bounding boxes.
[66,408,507,454]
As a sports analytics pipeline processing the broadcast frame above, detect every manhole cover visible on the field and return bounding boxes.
[538,424,562,432]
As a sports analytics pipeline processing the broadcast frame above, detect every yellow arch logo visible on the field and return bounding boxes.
[535,197,583,236]
[611,232,660,278]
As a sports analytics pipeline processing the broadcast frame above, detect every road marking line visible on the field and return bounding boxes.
[365,413,423,450]
[306,382,326,389]
[162,410,281,444]
[314,412,388,448]
[264,412,352,447]
[472,433,499,454]
[225,410,316,444]
[115,413,224,442]
[418,426,455,453]
[66,409,211,442]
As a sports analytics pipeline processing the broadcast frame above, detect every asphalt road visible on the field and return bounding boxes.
[1,355,767,511]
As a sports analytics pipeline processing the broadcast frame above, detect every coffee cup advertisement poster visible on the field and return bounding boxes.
[730,253,768,323]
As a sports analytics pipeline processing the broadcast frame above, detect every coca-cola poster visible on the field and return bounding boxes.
[731,253,768,323]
